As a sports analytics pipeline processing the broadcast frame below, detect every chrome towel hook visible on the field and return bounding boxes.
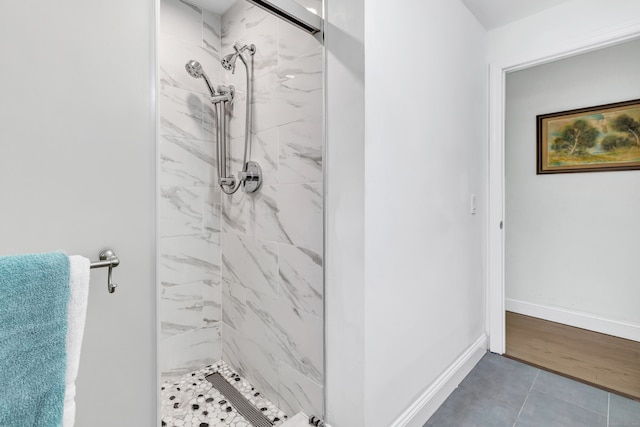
[89,249,120,294]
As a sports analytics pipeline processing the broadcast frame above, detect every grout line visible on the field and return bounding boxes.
[522,369,610,418]
[513,369,540,426]
[607,393,610,427]
[533,388,609,419]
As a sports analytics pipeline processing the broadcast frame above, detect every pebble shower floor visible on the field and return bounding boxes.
[161,361,288,427]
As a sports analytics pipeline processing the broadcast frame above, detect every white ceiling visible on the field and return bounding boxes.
[186,0,236,15]
[460,0,573,30]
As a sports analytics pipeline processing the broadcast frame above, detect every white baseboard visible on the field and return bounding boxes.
[390,334,488,427]
[506,298,640,342]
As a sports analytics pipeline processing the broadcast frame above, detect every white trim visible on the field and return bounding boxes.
[390,334,487,427]
[487,64,505,354]
[153,0,160,424]
[506,299,640,343]
[500,21,640,74]
[487,18,640,355]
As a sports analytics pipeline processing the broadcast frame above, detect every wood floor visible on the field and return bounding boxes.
[506,311,640,401]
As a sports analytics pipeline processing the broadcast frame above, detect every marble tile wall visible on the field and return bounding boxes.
[159,0,223,379]
[159,0,324,417]
[219,0,324,418]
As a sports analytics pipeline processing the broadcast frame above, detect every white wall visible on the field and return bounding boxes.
[506,39,640,327]
[363,0,487,425]
[325,0,487,425]
[0,2,156,426]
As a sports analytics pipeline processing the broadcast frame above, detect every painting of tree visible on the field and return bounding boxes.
[537,99,640,174]
[611,114,640,148]
[551,120,599,155]
[601,135,633,152]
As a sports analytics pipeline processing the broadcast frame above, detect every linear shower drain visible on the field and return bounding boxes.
[205,372,274,427]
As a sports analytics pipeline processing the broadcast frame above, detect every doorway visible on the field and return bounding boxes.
[500,38,640,399]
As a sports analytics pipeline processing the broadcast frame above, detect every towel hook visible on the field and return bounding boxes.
[90,249,120,293]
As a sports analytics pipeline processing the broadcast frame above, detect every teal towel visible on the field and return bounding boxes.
[0,252,70,427]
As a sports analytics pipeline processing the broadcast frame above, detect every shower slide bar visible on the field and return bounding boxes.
[89,249,120,294]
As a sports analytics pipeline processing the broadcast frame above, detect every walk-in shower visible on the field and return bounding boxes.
[185,42,262,194]
[159,0,325,423]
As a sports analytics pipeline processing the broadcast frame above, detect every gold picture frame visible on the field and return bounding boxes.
[537,99,640,174]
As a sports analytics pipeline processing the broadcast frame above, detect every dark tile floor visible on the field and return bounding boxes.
[425,352,640,427]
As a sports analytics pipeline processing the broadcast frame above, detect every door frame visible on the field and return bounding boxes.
[487,19,640,354]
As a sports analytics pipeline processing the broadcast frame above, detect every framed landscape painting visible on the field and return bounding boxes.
[537,99,640,174]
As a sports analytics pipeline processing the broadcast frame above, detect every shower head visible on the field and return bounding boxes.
[221,44,256,73]
[221,52,239,72]
[185,60,216,97]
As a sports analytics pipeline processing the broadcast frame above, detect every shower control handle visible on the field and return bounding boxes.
[240,161,262,193]
[239,171,257,180]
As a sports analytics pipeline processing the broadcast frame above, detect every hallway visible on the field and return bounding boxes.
[425,353,640,426]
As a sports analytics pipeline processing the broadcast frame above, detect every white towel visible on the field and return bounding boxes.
[63,256,90,427]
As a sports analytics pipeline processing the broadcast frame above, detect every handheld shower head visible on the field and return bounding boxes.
[185,60,203,78]
[185,60,216,97]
